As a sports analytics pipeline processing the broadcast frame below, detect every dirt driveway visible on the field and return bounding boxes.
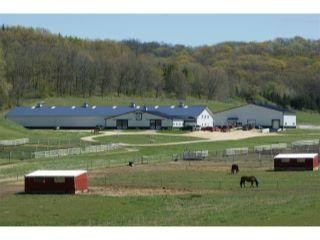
[81,129,276,146]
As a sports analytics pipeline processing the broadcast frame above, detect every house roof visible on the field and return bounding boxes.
[6,104,208,120]
[25,170,87,177]
[274,153,318,159]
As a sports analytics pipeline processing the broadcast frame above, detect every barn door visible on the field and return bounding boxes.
[272,119,280,130]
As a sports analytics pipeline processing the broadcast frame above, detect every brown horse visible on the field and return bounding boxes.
[240,176,259,188]
[231,164,239,174]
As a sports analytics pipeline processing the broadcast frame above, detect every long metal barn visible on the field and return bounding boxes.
[213,103,296,130]
[5,102,214,129]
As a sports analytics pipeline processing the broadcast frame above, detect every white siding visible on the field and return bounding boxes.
[172,119,184,128]
[283,115,296,128]
[196,109,214,127]
[213,104,289,127]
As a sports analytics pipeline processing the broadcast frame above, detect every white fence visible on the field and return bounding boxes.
[183,150,208,160]
[292,139,319,147]
[33,143,120,159]
[254,143,287,152]
[225,147,248,156]
[0,138,29,146]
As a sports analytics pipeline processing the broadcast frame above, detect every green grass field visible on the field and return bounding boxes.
[96,134,204,144]
[1,162,320,226]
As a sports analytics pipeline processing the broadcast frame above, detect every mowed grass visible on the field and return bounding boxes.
[296,110,320,125]
[96,134,204,144]
[1,162,320,226]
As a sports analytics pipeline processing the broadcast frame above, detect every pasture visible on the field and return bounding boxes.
[1,161,320,226]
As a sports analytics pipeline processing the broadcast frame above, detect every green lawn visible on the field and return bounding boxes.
[296,110,320,125]
[1,162,320,226]
[95,134,204,144]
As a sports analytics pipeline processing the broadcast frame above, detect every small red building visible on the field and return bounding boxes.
[25,170,88,194]
[274,153,318,171]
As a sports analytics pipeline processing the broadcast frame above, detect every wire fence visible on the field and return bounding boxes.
[0,138,29,146]
[33,143,120,159]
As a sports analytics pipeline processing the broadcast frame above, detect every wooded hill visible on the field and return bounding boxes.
[0,25,319,111]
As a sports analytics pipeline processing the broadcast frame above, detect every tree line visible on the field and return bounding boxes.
[0,25,319,111]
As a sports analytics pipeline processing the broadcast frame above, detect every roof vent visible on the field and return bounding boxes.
[71,106,76,109]
[184,105,188,109]
[82,102,89,108]
[36,102,43,108]
[155,105,159,109]
[51,106,56,109]
[112,106,117,109]
[178,101,185,107]
[31,106,35,109]
[130,102,136,108]
[136,105,140,109]
[170,105,175,109]
[92,106,96,109]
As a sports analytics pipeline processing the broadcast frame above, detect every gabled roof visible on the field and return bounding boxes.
[147,105,206,120]
[6,104,209,120]
[255,103,295,114]
[213,103,295,115]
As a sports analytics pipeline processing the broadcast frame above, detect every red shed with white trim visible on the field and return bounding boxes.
[25,170,88,194]
[274,153,318,171]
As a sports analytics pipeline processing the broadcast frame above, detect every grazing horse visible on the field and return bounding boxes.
[240,176,259,188]
[128,161,134,167]
[231,164,239,174]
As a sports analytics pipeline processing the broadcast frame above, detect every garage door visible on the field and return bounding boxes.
[272,119,280,130]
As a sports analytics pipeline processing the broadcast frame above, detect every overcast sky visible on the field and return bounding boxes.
[0,14,319,46]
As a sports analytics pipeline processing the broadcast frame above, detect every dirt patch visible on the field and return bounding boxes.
[0,182,24,197]
[81,129,277,146]
[85,186,194,196]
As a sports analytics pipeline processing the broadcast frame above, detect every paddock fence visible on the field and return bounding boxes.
[0,138,29,146]
[33,143,121,159]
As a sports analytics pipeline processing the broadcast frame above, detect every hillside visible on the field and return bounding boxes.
[0,26,319,113]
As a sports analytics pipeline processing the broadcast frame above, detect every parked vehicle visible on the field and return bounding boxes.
[201,126,214,132]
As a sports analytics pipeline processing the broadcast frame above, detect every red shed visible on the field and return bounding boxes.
[25,170,88,194]
[274,153,318,171]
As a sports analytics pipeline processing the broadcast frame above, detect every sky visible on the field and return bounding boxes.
[0,14,319,46]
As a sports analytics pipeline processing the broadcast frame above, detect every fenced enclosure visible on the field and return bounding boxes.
[0,138,29,146]
[183,150,208,160]
[291,139,320,153]
[224,147,248,157]
[253,143,288,155]
[33,143,120,159]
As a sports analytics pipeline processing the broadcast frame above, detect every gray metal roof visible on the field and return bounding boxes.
[6,104,208,120]
[255,103,295,114]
